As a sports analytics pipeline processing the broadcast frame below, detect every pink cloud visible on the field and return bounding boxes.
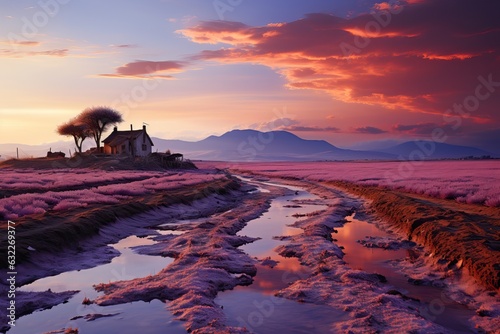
[99,60,187,79]
[180,0,500,127]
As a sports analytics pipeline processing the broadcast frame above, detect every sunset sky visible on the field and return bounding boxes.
[1,0,499,151]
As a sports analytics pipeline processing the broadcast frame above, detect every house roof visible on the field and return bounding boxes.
[102,129,154,146]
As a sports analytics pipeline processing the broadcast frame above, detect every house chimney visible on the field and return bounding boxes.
[113,126,117,132]
[130,124,133,131]
[143,124,146,131]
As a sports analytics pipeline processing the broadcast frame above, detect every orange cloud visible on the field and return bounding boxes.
[0,39,69,58]
[0,48,68,58]
[343,27,419,38]
[180,0,500,125]
[0,40,41,47]
[178,21,256,45]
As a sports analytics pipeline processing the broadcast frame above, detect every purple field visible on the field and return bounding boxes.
[0,169,225,219]
[1,161,499,333]
[221,160,500,207]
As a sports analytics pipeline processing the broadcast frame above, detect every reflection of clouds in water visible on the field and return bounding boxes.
[248,258,311,295]
[114,235,156,249]
[335,215,407,271]
[20,235,171,294]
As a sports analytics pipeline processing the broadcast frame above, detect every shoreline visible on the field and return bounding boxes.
[233,175,500,332]
[221,164,500,292]
[328,180,500,291]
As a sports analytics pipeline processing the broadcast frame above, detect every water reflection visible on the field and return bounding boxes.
[334,214,407,275]
[218,290,344,334]
[246,259,311,295]
[217,179,342,333]
[335,213,476,333]
[239,192,324,259]
[12,235,185,334]
[21,236,170,296]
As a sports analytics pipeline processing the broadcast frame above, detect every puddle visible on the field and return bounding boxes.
[216,179,346,332]
[11,235,186,334]
[220,290,338,334]
[335,213,476,333]
[334,213,407,278]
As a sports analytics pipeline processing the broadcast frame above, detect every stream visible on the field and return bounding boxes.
[9,177,478,333]
[217,177,476,333]
[216,179,346,333]
[335,213,476,333]
[11,235,185,334]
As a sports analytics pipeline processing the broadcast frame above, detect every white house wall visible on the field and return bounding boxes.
[133,137,152,157]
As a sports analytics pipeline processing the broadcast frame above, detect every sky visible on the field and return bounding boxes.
[0,0,499,151]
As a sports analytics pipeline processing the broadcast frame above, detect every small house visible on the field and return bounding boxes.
[102,124,154,157]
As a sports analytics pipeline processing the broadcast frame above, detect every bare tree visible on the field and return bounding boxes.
[77,106,123,152]
[57,120,90,153]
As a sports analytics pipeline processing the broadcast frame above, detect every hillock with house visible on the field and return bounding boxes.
[1,123,194,170]
[1,106,194,170]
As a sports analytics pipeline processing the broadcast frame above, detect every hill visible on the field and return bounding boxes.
[153,129,393,161]
[1,130,496,162]
[382,141,493,160]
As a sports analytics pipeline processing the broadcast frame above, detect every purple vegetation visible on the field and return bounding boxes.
[220,161,500,207]
[0,169,225,219]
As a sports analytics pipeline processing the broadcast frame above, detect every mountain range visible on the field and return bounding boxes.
[0,129,495,162]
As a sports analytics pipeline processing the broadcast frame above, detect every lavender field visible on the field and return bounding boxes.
[222,160,500,207]
[1,161,499,333]
[0,169,225,220]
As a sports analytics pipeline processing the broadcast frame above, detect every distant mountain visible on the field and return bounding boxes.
[1,130,495,162]
[152,129,394,161]
[461,128,500,155]
[382,141,494,159]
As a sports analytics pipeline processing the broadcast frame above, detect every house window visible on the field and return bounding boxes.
[142,144,147,151]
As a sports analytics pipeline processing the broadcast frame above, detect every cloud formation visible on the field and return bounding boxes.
[249,117,299,131]
[0,39,67,58]
[110,44,137,48]
[392,122,456,135]
[99,60,186,79]
[353,126,387,134]
[283,125,340,132]
[0,48,68,58]
[180,0,500,126]
[0,40,41,47]
[249,118,339,133]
